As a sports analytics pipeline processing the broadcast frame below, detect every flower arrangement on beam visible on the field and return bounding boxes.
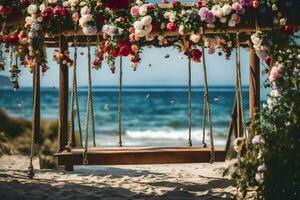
[0,0,299,86]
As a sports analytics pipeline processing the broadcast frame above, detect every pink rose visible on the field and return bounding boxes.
[72,12,79,22]
[130,6,139,16]
[166,22,177,32]
[269,66,281,82]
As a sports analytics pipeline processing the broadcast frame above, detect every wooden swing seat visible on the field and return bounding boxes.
[55,147,226,165]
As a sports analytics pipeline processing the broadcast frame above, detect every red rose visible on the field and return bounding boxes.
[102,44,110,52]
[151,22,157,33]
[147,4,153,11]
[107,0,129,10]
[191,49,202,62]
[42,66,48,73]
[93,59,100,66]
[119,41,131,57]
[130,56,141,63]
[61,8,68,17]
[0,6,4,14]
[96,52,104,60]
[264,57,271,65]
[53,6,62,15]
[110,49,119,58]
[166,22,177,32]
[98,15,105,24]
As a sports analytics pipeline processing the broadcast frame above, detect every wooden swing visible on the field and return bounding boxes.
[27,28,257,177]
[53,32,249,167]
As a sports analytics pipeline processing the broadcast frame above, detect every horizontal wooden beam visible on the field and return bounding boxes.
[55,147,226,165]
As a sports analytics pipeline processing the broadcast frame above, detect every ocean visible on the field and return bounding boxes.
[0,86,249,147]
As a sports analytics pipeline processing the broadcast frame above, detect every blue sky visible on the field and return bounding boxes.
[6,47,253,87]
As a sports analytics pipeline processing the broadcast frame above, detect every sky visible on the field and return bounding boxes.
[3,47,253,87]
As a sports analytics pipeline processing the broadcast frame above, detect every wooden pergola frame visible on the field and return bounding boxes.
[21,3,261,170]
[50,31,260,170]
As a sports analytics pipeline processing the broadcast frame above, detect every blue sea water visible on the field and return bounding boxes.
[0,86,249,147]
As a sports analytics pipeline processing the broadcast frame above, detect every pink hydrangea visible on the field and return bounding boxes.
[269,66,281,82]
[131,6,139,16]
[232,2,245,14]
[198,7,215,24]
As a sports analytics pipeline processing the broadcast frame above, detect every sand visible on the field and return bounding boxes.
[0,155,237,200]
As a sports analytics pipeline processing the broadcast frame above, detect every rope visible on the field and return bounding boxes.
[188,56,192,147]
[202,93,207,148]
[83,37,96,165]
[28,60,39,179]
[56,23,62,153]
[67,24,83,149]
[118,56,123,147]
[235,32,247,140]
[201,46,215,163]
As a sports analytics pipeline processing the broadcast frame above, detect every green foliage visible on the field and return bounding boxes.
[232,31,300,199]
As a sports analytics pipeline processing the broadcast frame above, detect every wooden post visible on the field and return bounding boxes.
[249,44,260,139]
[33,65,40,144]
[58,35,72,171]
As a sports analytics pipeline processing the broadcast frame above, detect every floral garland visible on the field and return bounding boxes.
[1,0,299,88]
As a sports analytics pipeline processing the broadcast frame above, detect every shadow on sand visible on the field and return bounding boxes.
[0,167,235,200]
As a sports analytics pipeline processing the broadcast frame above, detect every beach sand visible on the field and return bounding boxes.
[0,155,237,200]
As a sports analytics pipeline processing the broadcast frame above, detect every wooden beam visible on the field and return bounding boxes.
[249,44,260,140]
[55,147,226,165]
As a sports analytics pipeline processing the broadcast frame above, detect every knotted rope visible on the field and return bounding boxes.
[83,37,96,165]
[201,45,215,163]
[118,56,123,147]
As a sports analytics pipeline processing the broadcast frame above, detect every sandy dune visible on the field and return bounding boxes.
[0,155,237,200]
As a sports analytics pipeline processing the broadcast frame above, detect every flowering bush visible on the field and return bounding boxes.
[232,28,300,199]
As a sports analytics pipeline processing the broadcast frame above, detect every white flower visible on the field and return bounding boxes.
[39,4,46,12]
[81,6,91,16]
[272,4,278,11]
[255,173,264,183]
[178,25,184,35]
[228,20,236,27]
[190,34,200,43]
[63,1,70,7]
[257,164,267,172]
[136,0,144,6]
[48,0,57,4]
[270,89,279,98]
[79,1,87,6]
[145,34,155,41]
[25,16,33,24]
[222,4,232,16]
[164,12,170,19]
[212,5,223,18]
[141,16,152,26]
[28,5,38,15]
[82,26,97,35]
[139,5,148,16]
[140,24,152,34]
[79,14,93,28]
[252,135,265,145]
[158,35,164,41]
[135,29,147,37]
[169,12,176,22]
[160,23,165,29]
[37,16,43,22]
[279,18,286,25]
[220,17,227,23]
[134,21,144,30]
